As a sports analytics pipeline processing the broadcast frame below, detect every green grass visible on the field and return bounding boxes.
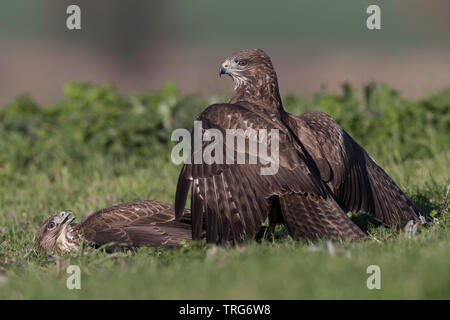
[0,82,449,299]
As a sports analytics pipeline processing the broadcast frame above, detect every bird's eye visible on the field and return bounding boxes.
[47,222,55,229]
[238,60,248,66]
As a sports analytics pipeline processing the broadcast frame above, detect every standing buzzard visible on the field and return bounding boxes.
[175,49,424,244]
[35,200,193,254]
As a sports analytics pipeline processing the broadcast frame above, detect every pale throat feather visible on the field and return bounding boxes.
[229,69,283,114]
[56,225,80,253]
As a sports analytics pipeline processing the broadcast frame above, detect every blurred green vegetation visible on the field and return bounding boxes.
[1,81,448,176]
[0,82,202,175]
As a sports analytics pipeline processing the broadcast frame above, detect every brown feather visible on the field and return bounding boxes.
[295,111,423,226]
[36,200,193,254]
[176,49,369,243]
[176,48,423,245]
[279,193,365,241]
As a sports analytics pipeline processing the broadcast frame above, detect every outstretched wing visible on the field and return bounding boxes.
[175,102,362,243]
[290,111,422,226]
[81,200,192,248]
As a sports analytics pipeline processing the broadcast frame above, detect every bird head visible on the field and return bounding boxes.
[35,210,77,253]
[219,48,282,110]
[219,48,276,87]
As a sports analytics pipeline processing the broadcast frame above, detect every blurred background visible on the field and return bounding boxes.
[0,0,449,105]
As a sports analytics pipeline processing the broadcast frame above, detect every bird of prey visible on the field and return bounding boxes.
[35,200,193,254]
[175,48,424,244]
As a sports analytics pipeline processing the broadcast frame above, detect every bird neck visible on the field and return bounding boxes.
[56,223,83,253]
[228,73,284,116]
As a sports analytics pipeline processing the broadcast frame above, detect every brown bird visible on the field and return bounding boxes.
[35,200,193,254]
[175,48,424,244]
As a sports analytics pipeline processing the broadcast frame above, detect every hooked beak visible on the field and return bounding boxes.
[59,210,76,225]
[219,60,230,77]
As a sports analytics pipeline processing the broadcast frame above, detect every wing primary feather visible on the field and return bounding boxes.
[204,177,219,243]
[175,164,191,220]
[191,179,204,240]
[218,173,234,240]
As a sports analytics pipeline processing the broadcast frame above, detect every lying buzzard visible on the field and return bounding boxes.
[175,49,424,244]
[35,200,193,254]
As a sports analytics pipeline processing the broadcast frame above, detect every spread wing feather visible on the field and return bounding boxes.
[293,111,422,226]
[175,103,364,243]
